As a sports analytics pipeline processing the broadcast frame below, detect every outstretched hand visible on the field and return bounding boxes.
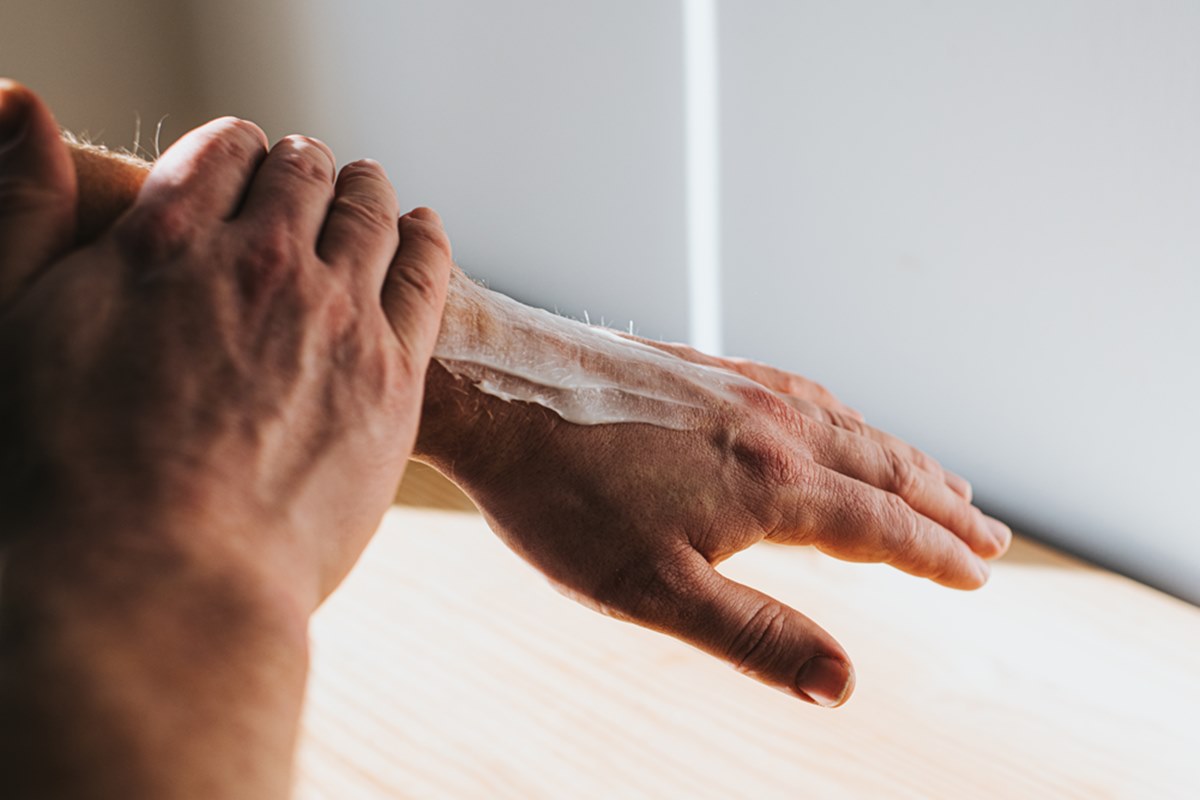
[420,321,1010,708]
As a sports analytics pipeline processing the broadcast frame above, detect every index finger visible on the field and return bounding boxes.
[133,117,268,221]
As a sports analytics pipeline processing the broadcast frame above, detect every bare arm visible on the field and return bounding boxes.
[64,126,1009,711]
[0,84,451,798]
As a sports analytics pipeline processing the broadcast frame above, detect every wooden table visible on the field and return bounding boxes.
[295,465,1200,798]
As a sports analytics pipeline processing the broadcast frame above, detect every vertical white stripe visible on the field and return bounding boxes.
[683,0,722,354]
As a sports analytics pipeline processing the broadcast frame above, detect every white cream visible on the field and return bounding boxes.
[432,274,756,430]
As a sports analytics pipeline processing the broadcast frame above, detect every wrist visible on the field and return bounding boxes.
[1,499,316,635]
[0,513,310,799]
[416,359,557,490]
[414,269,559,487]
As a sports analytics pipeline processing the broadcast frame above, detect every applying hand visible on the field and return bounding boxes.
[0,83,452,610]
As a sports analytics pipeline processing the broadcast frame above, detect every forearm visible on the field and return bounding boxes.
[0,521,309,799]
[3,87,450,798]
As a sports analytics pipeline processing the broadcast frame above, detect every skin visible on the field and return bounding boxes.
[0,76,1011,795]
[0,80,452,798]
[417,283,1009,707]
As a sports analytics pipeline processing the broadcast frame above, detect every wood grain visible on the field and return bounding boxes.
[297,467,1200,798]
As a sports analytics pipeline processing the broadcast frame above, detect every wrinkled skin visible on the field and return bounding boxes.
[418,327,1010,707]
[0,85,453,609]
[26,86,1011,710]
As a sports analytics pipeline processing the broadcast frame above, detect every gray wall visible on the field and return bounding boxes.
[0,0,209,152]
[4,1,1197,602]
[719,1,1200,602]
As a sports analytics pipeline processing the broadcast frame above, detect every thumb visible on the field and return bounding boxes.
[382,207,452,373]
[0,80,78,308]
[618,549,857,707]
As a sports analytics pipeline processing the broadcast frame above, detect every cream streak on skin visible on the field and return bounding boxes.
[56,140,747,432]
[434,272,768,430]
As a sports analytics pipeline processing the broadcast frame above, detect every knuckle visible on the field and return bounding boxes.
[734,384,805,434]
[320,286,356,330]
[237,228,298,291]
[274,137,334,183]
[734,384,778,414]
[801,399,834,424]
[405,206,441,224]
[343,158,386,178]
[885,447,920,500]
[330,192,398,234]
[830,411,867,437]
[202,118,267,161]
[727,601,790,675]
[884,493,923,556]
[401,216,453,258]
[327,307,365,367]
[116,201,197,262]
[732,433,810,488]
[914,448,942,476]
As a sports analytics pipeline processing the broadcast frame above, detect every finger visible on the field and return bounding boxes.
[612,548,855,707]
[727,357,864,421]
[70,140,151,243]
[381,208,453,371]
[616,333,866,423]
[317,159,400,293]
[823,409,975,502]
[134,116,268,221]
[237,135,337,249]
[0,80,77,307]
[803,420,1009,558]
[776,463,991,589]
[777,393,974,502]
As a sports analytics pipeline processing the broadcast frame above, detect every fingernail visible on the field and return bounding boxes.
[350,157,384,172]
[974,557,992,584]
[0,80,31,144]
[405,206,443,226]
[986,517,1012,550]
[796,657,853,708]
[946,472,973,501]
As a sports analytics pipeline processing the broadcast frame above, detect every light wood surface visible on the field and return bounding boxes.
[295,467,1200,799]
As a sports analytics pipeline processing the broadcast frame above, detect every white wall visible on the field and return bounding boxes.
[185,0,692,343]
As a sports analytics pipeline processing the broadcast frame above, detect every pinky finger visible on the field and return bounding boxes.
[381,208,453,370]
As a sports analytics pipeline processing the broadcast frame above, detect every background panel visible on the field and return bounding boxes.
[719,0,1200,601]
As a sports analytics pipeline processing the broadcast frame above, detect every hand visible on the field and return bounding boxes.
[420,316,1010,709]
[0,82,452,610]
[616,334,975,499]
